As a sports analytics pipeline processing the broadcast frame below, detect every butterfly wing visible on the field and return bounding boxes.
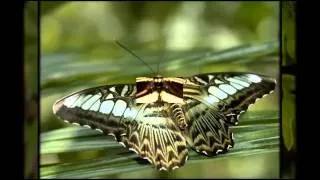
[183,72,276,155]
[120,103,188,170]
[53,84,188,170]
[182,101,235,155]
[53,84,136,139]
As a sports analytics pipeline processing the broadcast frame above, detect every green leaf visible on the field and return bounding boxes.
[41,40,278,96]
[281,1,296,152]
[25,2,39,179]
[40,2,280,179]
[281,2,296,179]
[282,75,295,151]
[40,31,280,178]
[282,1,296,66]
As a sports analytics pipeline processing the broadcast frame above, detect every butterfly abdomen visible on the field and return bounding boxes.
[169,104,188,130]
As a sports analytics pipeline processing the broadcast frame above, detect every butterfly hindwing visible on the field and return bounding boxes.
[53,84,188,171]
[120,109,188,170]
[183,72,276,155]
[183,101,234,155]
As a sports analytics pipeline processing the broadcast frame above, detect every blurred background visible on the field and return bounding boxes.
[24,1,38,178]
[36,1,280,179]
[281,1,296,179]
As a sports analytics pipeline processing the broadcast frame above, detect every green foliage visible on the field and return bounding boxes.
[25,2,38,179]
[41,41,278,95]
[282,75,295,152]
[281,0,296,154]
[40,2,280,178]
[282,1,296,66]
[40,41,280,178]
[281,1,296,179]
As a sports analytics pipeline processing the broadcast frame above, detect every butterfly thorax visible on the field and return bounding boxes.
[135,76,185,104]
[135,76,189,130]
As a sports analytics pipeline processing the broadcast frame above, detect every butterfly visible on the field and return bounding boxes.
[52,72,276,171]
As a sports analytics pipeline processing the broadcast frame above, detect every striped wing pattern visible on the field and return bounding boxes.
[52,72,276,170]
[182,72,276,155]
[53,84,188,171]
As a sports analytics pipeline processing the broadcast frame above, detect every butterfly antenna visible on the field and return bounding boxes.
[156,41,166,76]
[156,60,160,76]
[115,41,156,76]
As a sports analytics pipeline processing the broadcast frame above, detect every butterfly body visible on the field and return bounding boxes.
[53,72,276,171]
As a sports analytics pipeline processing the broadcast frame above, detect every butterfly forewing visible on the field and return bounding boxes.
[53,84,136,139]
[185,72,276,125]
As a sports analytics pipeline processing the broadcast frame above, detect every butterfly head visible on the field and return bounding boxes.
[153,76,166,91]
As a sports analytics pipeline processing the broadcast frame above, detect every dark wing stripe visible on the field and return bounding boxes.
[203,113,221,141]
[84,94,101,110]
[234,76,251,84]
[229,82,245,90]
[80,95,93,107]
[89,99,101,111]
[72,95,86,107]
[64,95,80,108]
[195,120,207,141]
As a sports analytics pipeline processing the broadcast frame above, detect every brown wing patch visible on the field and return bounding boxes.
[185,103,234,156]
[121,121,188,171]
